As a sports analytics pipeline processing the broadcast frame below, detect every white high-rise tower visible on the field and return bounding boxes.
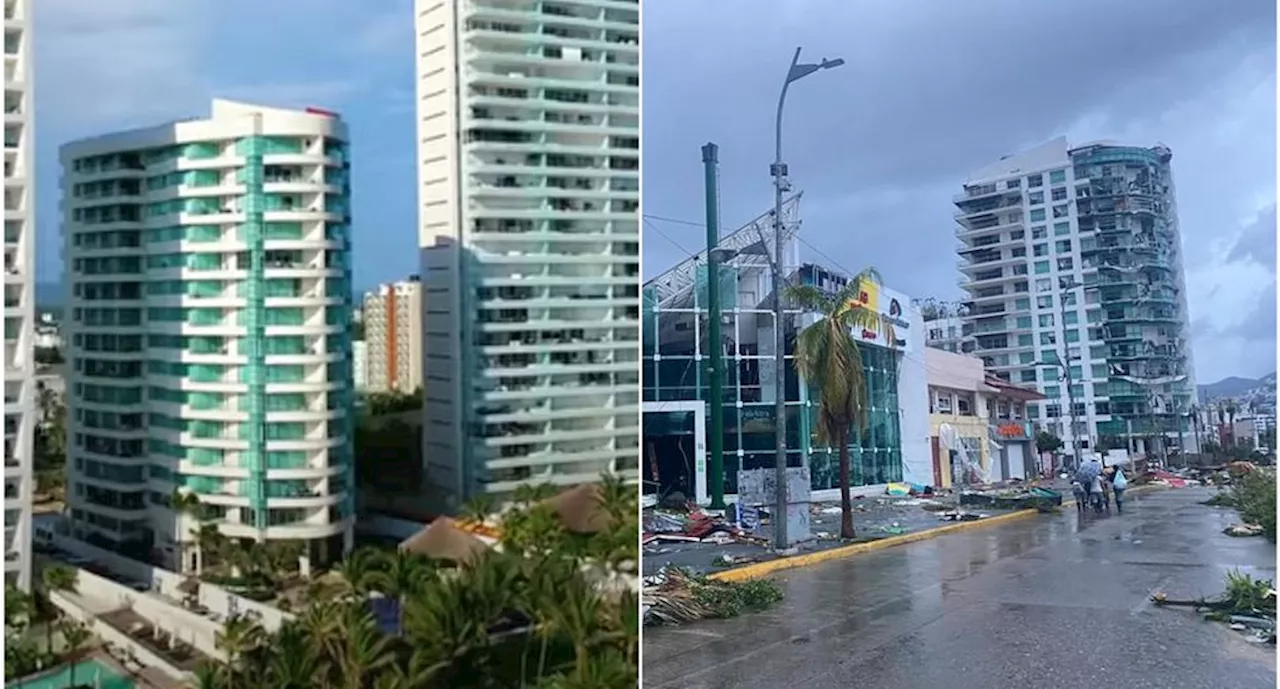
[954,137,1198,460]
[414,0,640,508]
[4,0,35,591]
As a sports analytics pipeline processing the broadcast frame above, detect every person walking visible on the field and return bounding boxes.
[1112,465,1129,514]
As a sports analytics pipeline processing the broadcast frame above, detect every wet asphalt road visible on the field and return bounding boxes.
[644,487,1277,689]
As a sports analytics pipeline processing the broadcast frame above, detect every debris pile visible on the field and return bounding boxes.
[959,485,1062,511]
[1224,523,1266,538]
[1152,569,1276,644]
[642,504,766,547]
[642,566,784,626]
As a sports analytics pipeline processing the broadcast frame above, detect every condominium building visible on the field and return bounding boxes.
[61,99,356,572]
[361,278,423,393]
[415,0,640,508]
[954,137,1198,459]
[4,0,34,591]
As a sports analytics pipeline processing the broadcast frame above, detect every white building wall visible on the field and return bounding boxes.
[897,299,932,487]
[3,0,35,591]
[415,0,641,509]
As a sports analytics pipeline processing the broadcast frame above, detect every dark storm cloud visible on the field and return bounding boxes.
[643,0,1276,380]
[1225,204,1278,267]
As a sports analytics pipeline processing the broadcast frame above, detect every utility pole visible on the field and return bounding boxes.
[1056,280,1082,470]
[702,143,726,510]
[768,48,842,549]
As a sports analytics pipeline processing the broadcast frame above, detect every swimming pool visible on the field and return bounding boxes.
[6,659,134,689]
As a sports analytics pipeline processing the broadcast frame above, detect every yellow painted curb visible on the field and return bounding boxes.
[708,484,1165,583]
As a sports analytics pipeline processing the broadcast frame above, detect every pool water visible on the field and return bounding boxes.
[6,659,134,689]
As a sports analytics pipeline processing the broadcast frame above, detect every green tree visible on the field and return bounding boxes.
[58,618,92,685]
[1036,431,1064,455]
[785,270,895,539]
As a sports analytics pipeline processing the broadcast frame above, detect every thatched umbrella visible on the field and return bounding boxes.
[399,517,489,564]
[542,483,611,534]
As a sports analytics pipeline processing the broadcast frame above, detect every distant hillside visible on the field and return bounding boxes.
[1198,372,1277,413]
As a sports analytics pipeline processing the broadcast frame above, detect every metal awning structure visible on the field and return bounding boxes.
[645,193,803,309]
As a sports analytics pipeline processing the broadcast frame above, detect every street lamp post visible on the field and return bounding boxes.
[769,47,842,550]
[1038,278,1082,471]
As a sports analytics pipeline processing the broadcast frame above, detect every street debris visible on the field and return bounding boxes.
[1224,523,1266,538]
[938,510,986,522]
[1152,570,1277,644]
[959,484,1062,511]
[643,566,784,626]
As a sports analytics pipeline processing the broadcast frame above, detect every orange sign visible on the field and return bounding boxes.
[996,423,1026,438]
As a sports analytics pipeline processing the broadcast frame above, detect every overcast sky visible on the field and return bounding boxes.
[643,0,1277,384]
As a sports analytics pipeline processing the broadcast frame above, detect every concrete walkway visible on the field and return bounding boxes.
[643,487,1276,689]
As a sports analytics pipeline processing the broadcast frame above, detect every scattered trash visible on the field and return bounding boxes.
[878,522,908,535]
[818,506,843,515]
[939,511,986,522]
[1224,523,1266,538]
[643,566,784,626]
[886,482,912,497]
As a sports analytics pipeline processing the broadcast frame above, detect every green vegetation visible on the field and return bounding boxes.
[5,566,92,683]
[786,269,896,540]
[1232,470,1277,542]
[192,478,639,688]
[644,568,784,626]
[1035,431,1063,455]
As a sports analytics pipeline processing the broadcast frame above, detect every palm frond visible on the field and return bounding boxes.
[783,284,834,313]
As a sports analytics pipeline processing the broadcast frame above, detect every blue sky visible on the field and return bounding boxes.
[34,0,420,293]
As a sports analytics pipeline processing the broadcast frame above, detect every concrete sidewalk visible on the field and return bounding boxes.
[643,487,1276,689]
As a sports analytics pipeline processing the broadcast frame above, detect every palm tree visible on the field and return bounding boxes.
[785,269,895,539]
[264,621,319,689]
[36,565,77,653]
[364,551,432,633]
[460,494,497,525]
[57,619,92,685]
[333,604,396,688]
[215,613,266,683]
[335,547,384,601]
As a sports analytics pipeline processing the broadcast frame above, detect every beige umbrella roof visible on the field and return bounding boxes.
[399,517,490,564]
[542,483,612,534]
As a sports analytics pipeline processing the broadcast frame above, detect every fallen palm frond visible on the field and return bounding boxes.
[642,567,782,626]
[1152,569,1276,644]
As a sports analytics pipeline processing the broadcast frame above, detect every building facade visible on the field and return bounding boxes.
[60,99,355,572]
[361,278,423,394]
[642,201,931,505]
[926,348,1046,486]
[4,0,34,590]
[414,0,641,508]
[954,137,1197,460]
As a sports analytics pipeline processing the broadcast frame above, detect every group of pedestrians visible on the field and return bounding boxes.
[1071,458,1128,514]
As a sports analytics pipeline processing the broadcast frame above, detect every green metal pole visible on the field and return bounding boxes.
[702,142,726,510]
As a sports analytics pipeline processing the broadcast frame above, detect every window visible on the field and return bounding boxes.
[1019,352,1035,364]
[1017,316,1032,328]
[1062,291,1077,306]
[1028,191,1044,205]
[1057,257,1073,270]
[1045,404,1062,417]
[1040,331,1056,344]
[1018,334,1034,346]
[1091,364,1107,379]
[1006,179,1021,189]
[1056,240,1072,253]
[1063,311,1078,325]
[1040,350,1058,364]
[1032,226,1047,239]
[1027,174,1043,188]
[1042,368,1058,382]
[956,395,973,415]
[1035,278,1052,293]
[1034,261,1050,274]
[1095,401,1110,415]
[1049,169,1066,184]
[1015,297,1030,310]
[1051,187,1068,202]
[934,391,953,413]
[1087,309,1101,323]
[1010,229,1025,240]
[1054,223,1071,237]
[1089,345,1107,359]
[1038,314,1054,327]
[1052,204,1069,219]
[1011,247,1026,257]
[928,328,943,340]
[1030,209,1046,222]
[1037,295,1053,308]
[1065,329,1081,343]
[1033,243,1048,257]
[1020,370,1037,383]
